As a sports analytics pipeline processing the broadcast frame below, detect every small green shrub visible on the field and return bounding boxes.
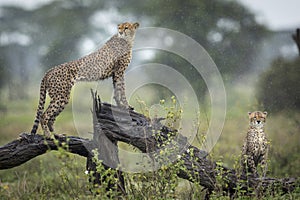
[87,150,122,199]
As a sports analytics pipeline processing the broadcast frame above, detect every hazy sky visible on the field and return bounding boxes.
[0,0,299,31]
[237,0,300,30]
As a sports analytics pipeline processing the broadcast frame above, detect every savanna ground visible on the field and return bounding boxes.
[0,79,299,199]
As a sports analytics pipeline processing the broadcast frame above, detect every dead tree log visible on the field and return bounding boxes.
[93,100,216,190]
[0,98,299,196]
[86,91,126,195]
[92,99,299,196]
[0,133,92,170]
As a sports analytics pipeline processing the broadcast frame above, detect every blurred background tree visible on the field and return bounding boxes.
[115,0,268,75]
[0,1,106,99]
[113,0,268,101]
[257,57,300,112]
[0,0,268,100]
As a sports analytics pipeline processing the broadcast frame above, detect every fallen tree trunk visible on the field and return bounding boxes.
[0,99,298,197]
[0,133,92,170]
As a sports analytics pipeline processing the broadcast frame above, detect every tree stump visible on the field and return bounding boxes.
[86,91,125,195]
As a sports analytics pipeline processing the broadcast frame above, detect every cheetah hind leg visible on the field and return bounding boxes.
[47,119,54,132]
[40,112,52,138]
[47,103,68,133]
[47,103,65,132]
[41,97,69,137]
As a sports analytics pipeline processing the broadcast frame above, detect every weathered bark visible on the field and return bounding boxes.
[92,100,299,196]
[0,133,92,170]
[86,91,126,195]
[0,99,299,197]
[94,101,217,190]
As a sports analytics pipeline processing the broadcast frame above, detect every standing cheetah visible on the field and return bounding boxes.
[31,22,139,136]
[241,111,269,177]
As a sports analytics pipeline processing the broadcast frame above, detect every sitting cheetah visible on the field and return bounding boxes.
[31,22,139,136]
[241,111,269,177]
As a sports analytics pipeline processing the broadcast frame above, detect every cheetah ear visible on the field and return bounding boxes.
[133,22,140,29]
[248,112,252,116]
[263,111,268,116]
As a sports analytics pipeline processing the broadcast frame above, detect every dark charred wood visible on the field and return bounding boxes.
[0,133,92,169]
[85,90,126,195]
[92,99,299,196]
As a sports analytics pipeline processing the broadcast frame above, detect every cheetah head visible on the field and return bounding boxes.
[118,22,139,41]
[248,111,267,127]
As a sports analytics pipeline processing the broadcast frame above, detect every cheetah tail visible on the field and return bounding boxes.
[31,78,47,134]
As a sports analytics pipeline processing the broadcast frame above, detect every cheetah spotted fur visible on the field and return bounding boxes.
[31,22,139,136]
[241,111,269,177]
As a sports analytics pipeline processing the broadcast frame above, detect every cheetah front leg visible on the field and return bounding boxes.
[112,71,132,110]
[246,154,258,177]
[240,142,248,176]
[260,156,268,178]
[242,153,258,177]
[261,146,269,177]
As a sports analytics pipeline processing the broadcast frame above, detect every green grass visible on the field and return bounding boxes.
[0,152,88,199]
[0,82,299,199]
